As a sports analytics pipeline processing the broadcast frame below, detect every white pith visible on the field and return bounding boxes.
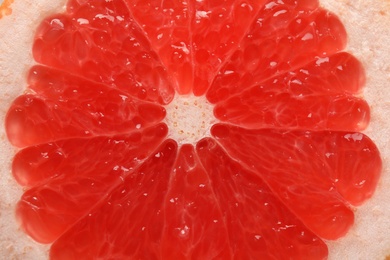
[164,94,218,146]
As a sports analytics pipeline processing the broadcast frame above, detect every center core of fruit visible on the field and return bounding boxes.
[164,94,217,146]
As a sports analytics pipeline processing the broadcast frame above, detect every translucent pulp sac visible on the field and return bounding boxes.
[164,94,217,146]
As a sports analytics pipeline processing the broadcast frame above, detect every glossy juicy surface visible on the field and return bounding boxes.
[5,0,382,259]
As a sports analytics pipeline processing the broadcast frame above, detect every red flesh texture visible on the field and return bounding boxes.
[3,0,382,258]
[49,141,328,259]
[196,139,328,259]
[14,123,168,243]
[49,140,178,259]
[214,89,369,131]
[6,66,166,147]
[207,0,347,103]
[211,124,381,239]
[32,0,175,104]
[129,0,268,95]
[213,52,370,131]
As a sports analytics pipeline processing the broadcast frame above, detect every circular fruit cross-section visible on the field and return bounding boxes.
[5,0,382,259]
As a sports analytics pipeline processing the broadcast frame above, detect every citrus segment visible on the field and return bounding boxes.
[214,89,370,131]
[196,138,328,259]
[190,0,265,96]
[208,51,365,103]
[207,2,347,103]
[211,124,381,239]
[33,0,174,104]
[14,124,168,244]
[313,132,382,205]
[49,140,177,259]
[212,51,369,130]
[12,123,167,187]
[275,52,366,95]
[128,0,192,94]
[6,66,166,147]
[160,144,231,258]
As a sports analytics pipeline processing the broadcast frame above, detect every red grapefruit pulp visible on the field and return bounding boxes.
[4,0,381,259]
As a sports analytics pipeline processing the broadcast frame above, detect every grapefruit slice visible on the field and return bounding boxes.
[2,0,383,259]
